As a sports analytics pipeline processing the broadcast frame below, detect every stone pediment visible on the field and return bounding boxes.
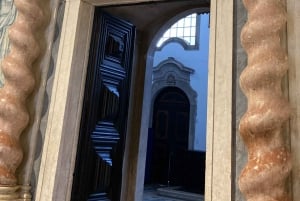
[153,57,194,85]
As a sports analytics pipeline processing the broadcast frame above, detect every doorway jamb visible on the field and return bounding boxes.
[205,1,233,201]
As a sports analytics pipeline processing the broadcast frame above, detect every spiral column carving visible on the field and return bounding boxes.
[239,0,291,201]
[0,0,47,199]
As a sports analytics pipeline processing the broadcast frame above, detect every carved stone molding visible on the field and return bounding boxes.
[239,0,291,201]
[0,0,48,199]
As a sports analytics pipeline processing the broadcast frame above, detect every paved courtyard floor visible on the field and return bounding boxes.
[143,185,204,201]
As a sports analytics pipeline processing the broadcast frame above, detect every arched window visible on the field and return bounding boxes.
[156,13,200,49]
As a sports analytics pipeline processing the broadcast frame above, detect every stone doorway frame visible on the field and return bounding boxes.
[35,1,234,201]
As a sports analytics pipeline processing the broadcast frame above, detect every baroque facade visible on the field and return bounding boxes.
[0,0,299,201]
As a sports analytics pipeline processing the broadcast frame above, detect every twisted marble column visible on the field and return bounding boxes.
[0,0,47,199]
[239,0,292,201]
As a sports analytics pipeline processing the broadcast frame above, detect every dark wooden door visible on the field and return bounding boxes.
[150,87,190,186]
[71,9,135,201]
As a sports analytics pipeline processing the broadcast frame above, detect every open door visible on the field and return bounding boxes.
[71,8,135,201]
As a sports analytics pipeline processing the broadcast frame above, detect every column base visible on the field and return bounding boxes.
[0,185,32,201]
[19,185,32,201]
[0,185,20,200]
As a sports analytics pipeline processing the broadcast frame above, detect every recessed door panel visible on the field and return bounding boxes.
[151,87,190,186]
[71,9,135,201]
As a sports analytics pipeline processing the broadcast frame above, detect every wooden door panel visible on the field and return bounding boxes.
[175,112,189,139]
[150,87,190,185]
[154,110,168,139]
[71,9,135,201]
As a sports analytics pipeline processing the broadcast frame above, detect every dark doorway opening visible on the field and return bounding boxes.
[146,87,190,186]
[145,87,205,195]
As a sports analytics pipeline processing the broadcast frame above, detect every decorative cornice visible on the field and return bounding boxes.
[154,57,195,74]
[239,0,291,201]
[0,0,48,199]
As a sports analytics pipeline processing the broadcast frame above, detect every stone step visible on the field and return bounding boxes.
[157,186,204,201]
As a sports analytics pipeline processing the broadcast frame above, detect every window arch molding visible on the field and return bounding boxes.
[156,37,196,51]
[154,8,209,51]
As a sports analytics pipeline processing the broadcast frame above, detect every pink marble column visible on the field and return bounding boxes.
[0,0,47,199]
[239,0,292,201]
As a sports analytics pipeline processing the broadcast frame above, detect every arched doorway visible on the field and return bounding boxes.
[147,87,189,187]
[150,57,197,150]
